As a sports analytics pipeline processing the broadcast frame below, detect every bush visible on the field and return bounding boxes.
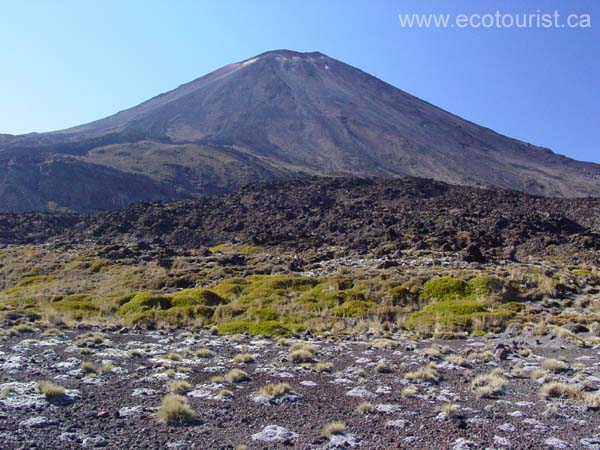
[217,320,291,336]
[404,299,514,336]
[117,288,224,326]
[421,277,466,301]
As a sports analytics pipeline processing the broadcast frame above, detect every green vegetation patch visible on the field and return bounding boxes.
[420,277,467,301]
[406,275,515,337]
[117,288,225,325]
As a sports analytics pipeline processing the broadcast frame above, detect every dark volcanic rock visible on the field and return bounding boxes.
[0,177,599,263]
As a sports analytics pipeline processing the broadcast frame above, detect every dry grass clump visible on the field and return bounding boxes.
[97,364,114,375]
[258,382,291,401]
[540,382,580,400]
[168,380,193,395]
[164,352,182,361]
[195,348,216,358]
[37,381,66,400]
[471,350,495,362]
[80,361,113,375]
[548,326,586,347]
[582,392,600,410]
[420,347,442,359]
[405,365,439,383]
[355,401,374,414]
[289,345,315,364]
[401,386,418,398]
[314,362,333,373]
[233,353,255,364]
[276,338,290,346]
[530,368,549,381]
[210,375,225,384]
[444,355,469,367]
[439,403,460,419]
[224,369,250,384]
[541,358,568,373]
[80,361,97,374]
[216,389,234,400]
[157,394,197,425]
[471,369,508,398]
[321,421,346,437]
[370,338,394,350]
[375,361,392,373]
[74,332,106,347]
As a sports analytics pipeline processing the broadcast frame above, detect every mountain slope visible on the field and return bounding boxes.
[1,49,599,212]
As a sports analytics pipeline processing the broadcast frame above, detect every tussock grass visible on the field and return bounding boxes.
[401,386,418,398]
[583,392,600,410]
[439,403,460,419]
[224,369,250,384]
[541,358,568,373]
[405,366,438,383]
[37,381,66,400]
[290,349,315,364]
[80,362,97,374]
[375,361,392,373]
[195,348,216,358]
[233,353,255,364]
[164,352,182,361]
[258,382,291,401]
[370,338,394,349]
[540,382,580,400]
[314,362,333,373]
[471,369,508,398]
[444,355,468,367]
[548,326,586,347]
[355,401,374,414]
[157,394,197,425]
[321,421,346,437]
[168,380,193,395]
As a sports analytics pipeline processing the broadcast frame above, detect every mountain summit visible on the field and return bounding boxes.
[1,49,599,212]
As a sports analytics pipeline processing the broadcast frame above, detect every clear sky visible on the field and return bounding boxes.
[1,0,598,163]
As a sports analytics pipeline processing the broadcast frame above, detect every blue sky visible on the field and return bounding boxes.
[1,0,598,163]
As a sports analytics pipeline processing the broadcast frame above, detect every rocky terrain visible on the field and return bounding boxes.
[1,324,600,450]
[1,177,600,264]
[2,50,600,212]
[1,178,599,450]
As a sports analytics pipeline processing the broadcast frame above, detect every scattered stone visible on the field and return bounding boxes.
[251,425,299,443]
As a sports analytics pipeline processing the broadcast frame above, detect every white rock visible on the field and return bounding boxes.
[19,416,54,428]
[498,423,516,433]
[375,404,402,414]
[131,388,157,397]
[494,435,511,447]
[452,438,477,450]
[545,438,572,449]
[346,386,375,398]
[329,432,362,448]
[251,425,298,443]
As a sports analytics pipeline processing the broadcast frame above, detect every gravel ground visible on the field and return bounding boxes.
[1,328,599,450]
